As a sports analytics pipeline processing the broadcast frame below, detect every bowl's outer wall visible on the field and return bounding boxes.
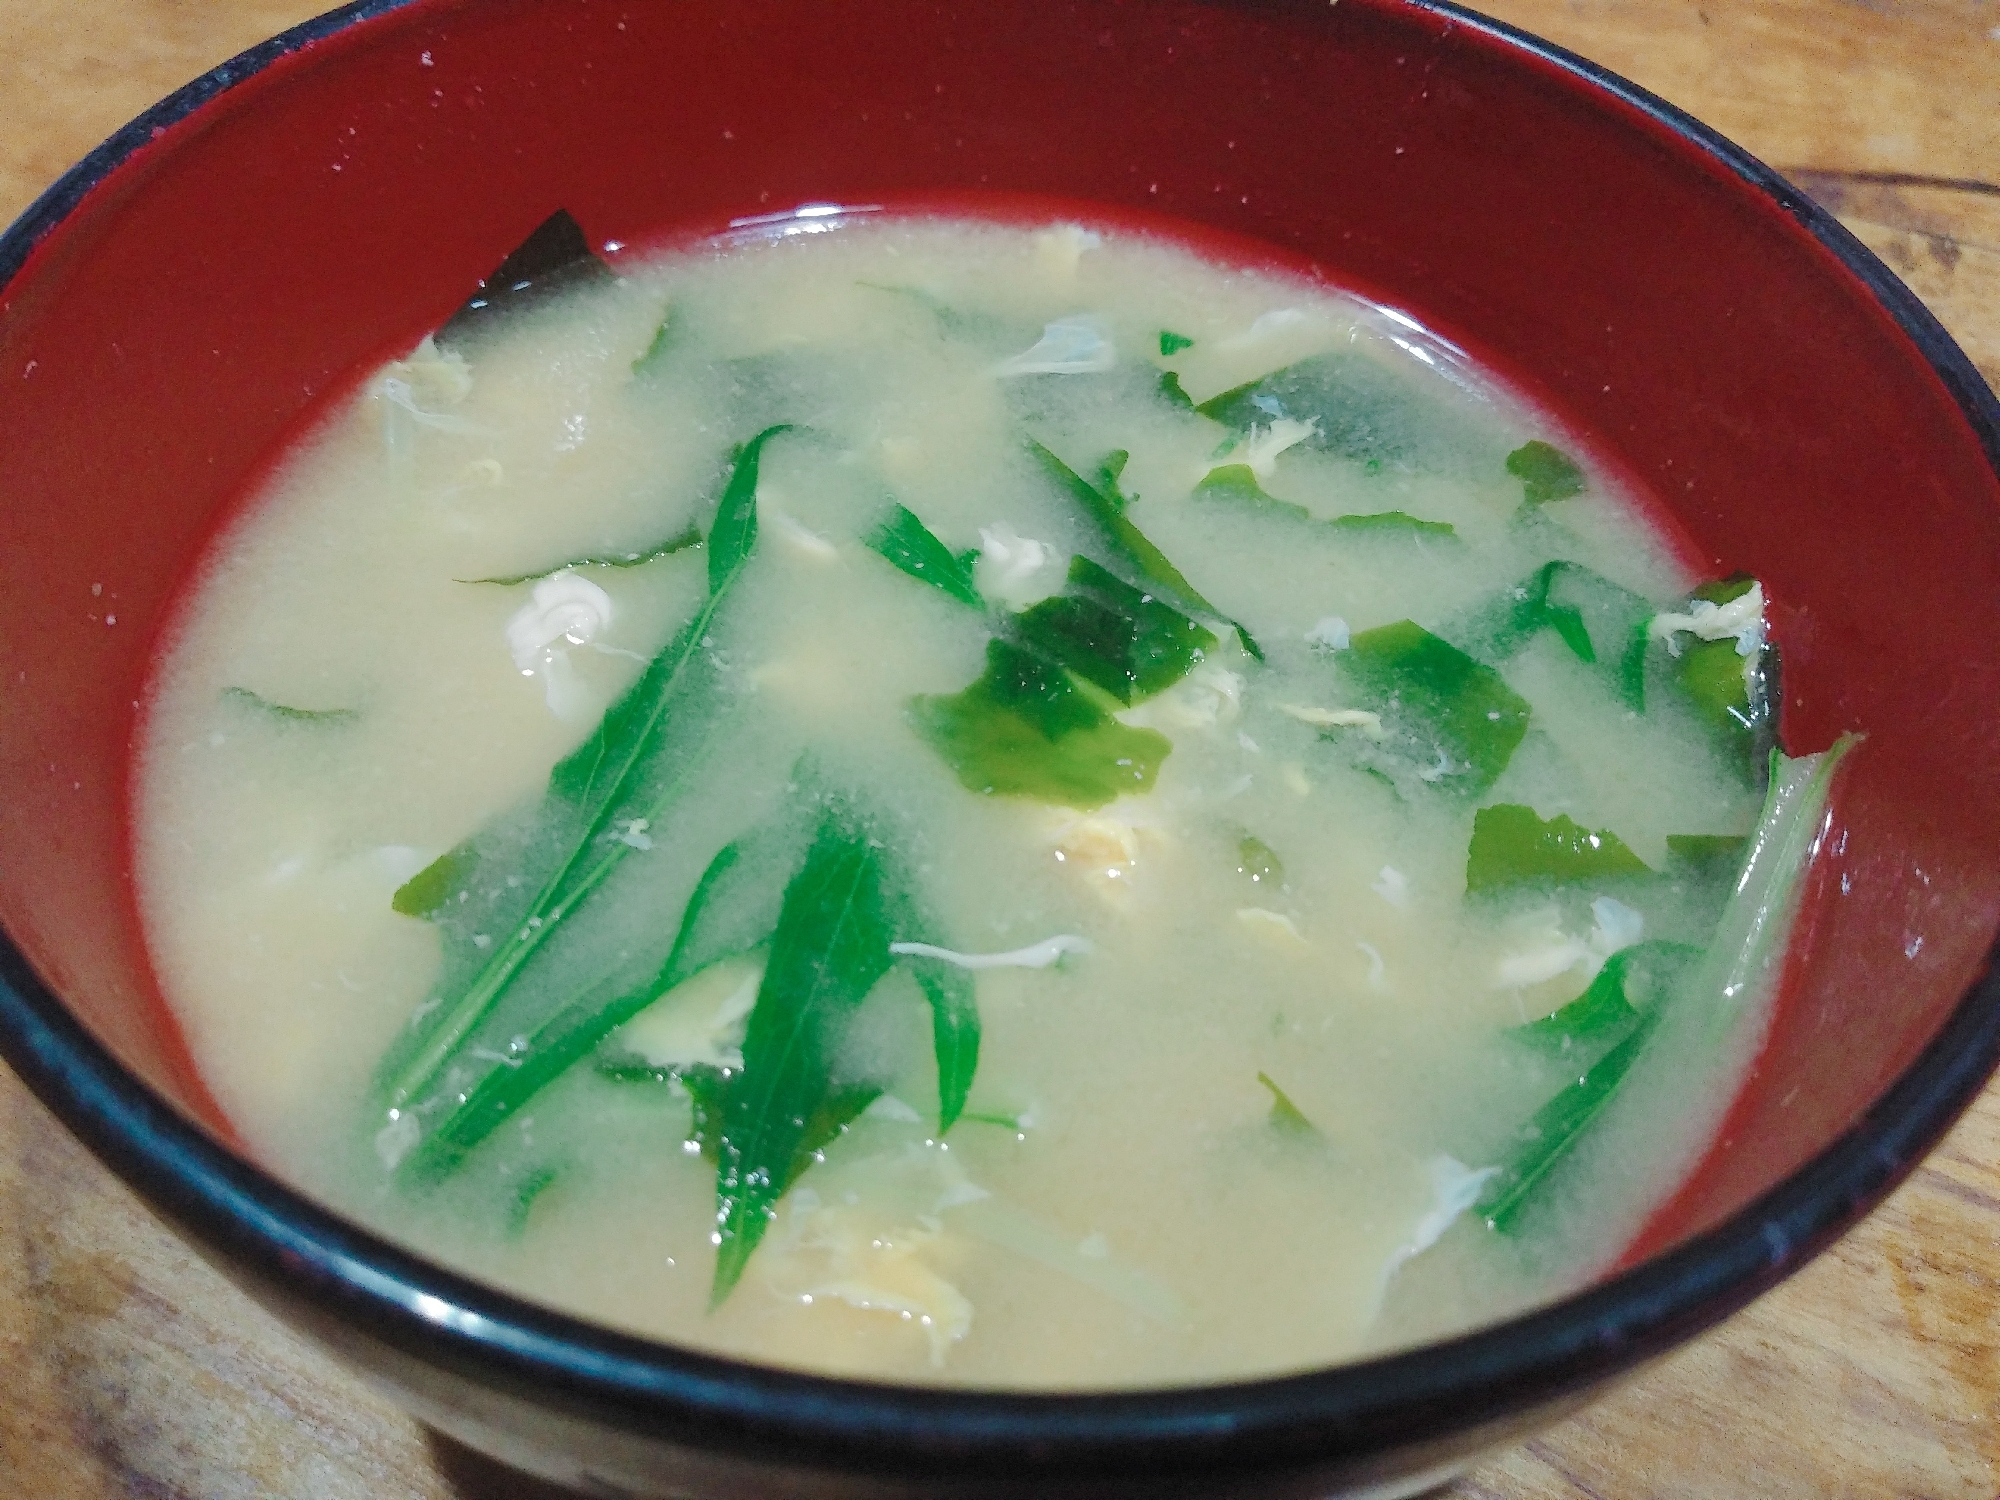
[2,0,1999,1491]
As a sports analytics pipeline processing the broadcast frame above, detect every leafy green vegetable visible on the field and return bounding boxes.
[1642,574,1776,772]
[1330,511,1457,538]
[1193,464,1311,520]
[1094,449,1136,511]
[1237,834,1284,887]
[1341,621,1532,794]
[221,686,359,726]
[1481,1008,1661,1234]
[1157,370,1196,410]
[1665,833,1748,872]
[878,855,980,1133]
[1472,562,1654,716]
[711,804,899,1303]
[456,523,703,586]
[908,639,1171,809]
[507,1163,565,1235]
[632,307,675,376]
[1196,351,1478,470]
[1014,557,1218,704]
[1505,440,1586,505]
[1257,1072,1318,1137]
[380,424,793,1113]
[1029,437,1262,661]
[1472,735,1855,1235]
[389,846,475,918]
[1158,330,1194,356]
[1688,737,1858,1044]
[864,503,983,609]
[1464,804,1651,892]
[1513,941,1701,1050]
[959,1109,1026,1131]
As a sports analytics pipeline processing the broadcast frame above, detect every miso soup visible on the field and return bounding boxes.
[134,215,1839,1388]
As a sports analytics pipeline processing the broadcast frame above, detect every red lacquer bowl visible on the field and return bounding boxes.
[3,2,1998,1495]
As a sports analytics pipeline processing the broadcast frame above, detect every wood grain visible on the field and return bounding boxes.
[1,2,1995,1496]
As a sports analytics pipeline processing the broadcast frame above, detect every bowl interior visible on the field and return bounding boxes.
[3,0,1998,1367]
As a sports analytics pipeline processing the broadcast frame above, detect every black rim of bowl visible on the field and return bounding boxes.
[3,0,1999,1485]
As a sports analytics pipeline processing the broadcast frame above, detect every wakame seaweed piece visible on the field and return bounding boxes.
[457,522,703,586]
[1013,556,1218,704]
[1257,1072,1319,1137]
[220,686,360,726]
[1341,621,1532,794]
[380,425,792,1112]
[1513,940,1702,1050]
[1237,834,1284,887]
[1193,464,1312,521]
[908,638,1172,809]
[1464,804,1651,892]
[1480,1007,1662,1234]
[864,503,984,609]
[1330,511,1457,538]
[1028,437,1263,661]
[1505,440,1586,505]
[1646,574,1778,776]
[436,209,618,348]
[1195,350,1479,471]
[710,804,901,1303]
[1474,562,1655,709]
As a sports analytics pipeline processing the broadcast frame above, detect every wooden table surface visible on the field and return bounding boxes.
[2,3,1997,1496]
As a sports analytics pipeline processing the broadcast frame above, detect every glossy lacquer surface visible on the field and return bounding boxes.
[1,1,1998,1497]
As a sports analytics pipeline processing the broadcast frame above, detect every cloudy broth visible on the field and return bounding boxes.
[136,216,1795,1389]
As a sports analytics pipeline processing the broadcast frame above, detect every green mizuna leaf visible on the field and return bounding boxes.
[1513,941,1702,1050]
[1465,804,1651,892]
[455,523,703,586]
[1686,737,1858,1044]
[864,503,984,609]
[711,804,899,1303]
[221,686,359,726]
[1257,1071,1318,1137]
[1340,621,1532,794]
[395,798,814,1181]
[1505,440,1586,505]
[1480,1008,1661,1234]
[880,874,979,1134]
[1029,436,1263,661]
[1013,556,1218,705]
[1094,449,1136,511]
[379,424,794,1114]
[1330,511,1457,538]
[909,639,1172,809]
[632,306,675,376]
